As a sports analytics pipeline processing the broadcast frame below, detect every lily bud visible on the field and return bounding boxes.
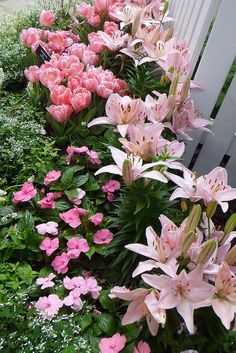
[131,12,140,36]
[206,201,217,219]
[181,201,188,212]
[197,239,217,265]
[180,76,190,104]
[163,1,169,14]
[224,213,236,234]
[122,159,133,186]
[160,74,168,86]
[225,245,236,266]
[169,75,179,97]
[165,94,175,121]
[164,27,174,42]
[218,233,230,246]
[185,204,202,233]
[182,230,196,255]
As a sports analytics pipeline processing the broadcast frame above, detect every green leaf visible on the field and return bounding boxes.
[65,189,79,199]
[121,342,135,353]
[73,174,89,188]
[61,346,76,353]
[99,289,116,311]
[96,313,118,335]
[80,314,93,332]
[120,323,141,342]
[61,168,75,189]
[18,210,34,231]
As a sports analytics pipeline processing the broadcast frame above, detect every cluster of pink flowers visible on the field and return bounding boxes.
[99,333,151,353]
[102,179,121,201]
[35,272,101,318]
[66,145,101,165]
[111,205,236,334]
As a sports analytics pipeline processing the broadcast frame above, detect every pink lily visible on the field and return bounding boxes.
[125,226,177,277]
[88,94,147,137]
[97,30,129,51]
[145,93,170,123]
[111,286,166,336]
[119,123,166,161]
[142,267,214,334]
[95,146,168,185]
[197,262,236,329]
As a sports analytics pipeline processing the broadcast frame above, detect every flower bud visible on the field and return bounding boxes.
[131,12,140,36]
[185,204,202,233]
[122,159,133,186]
[182,230,196,255]
[197,239,217,265]
[180,76,190,104]
[224,213,236,234]
[160,74,168,86]
[164,27,174,42]
[181,201,188,212]
[163,1,169,14]
[206,201,217,219]
[225,245,236,266]
[169,75,179,97]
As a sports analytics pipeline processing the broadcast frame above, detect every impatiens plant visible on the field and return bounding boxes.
[0,0,236,352]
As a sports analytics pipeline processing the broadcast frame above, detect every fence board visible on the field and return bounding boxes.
[226,137,236,186]
[182,0,236,166]
[192,75,236,173]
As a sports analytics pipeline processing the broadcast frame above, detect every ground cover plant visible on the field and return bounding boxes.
[0,1,236,352]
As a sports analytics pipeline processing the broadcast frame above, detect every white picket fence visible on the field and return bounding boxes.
[169,0,236,185]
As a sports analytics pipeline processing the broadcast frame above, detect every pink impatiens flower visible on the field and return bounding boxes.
[133,341,151,353]
[67,237,89,259]
[43,170,61,186]
[36,273,56,289]
[35,294,63,320]
[63,276,88,294]
[68,188,86,205]
[86,149,101,165]
[89,212,104,226]
[66,145,88,165]
[99,333,126,353]
[51,252,70,274]
[63,288,83,309]
[39,237,59,256]
[86,277,102,299]
[102,180,120,193]
[60,207,87,228]
[38,193,56,209]
[36,221,58,235]
[12,182,37,203]
[94,229,113,245]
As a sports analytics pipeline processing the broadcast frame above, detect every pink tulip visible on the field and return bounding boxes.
[104,21,119,34]
[88,32,105,53]
[47,32,66,53]
[76,2,95,18]
[24,65,40,83]
[66,43,87,59]
[67,237,89,259]
[39,67,63,89]
[133,341,151,353]
[89,213,104,226]
[39,237,59,256]
[51,252,70,274]
[20,28,42,48]
[94,0,115,14]
[81,71,99,92]
[67,76,82,92]
[35,294,63,320]
[63,288,83,309]
[88,14,101,27]
[50,86,73,106]
[36,273,56,289]
[12,182,37,203]
[71,87,91,112]
[47,104,73,123]
[81,48,99,66]
[99,333,126,353]
[60,207,87,228]
[44,170,61,185]
[38,192,55,209]
[39,10,56,26]
[36,221,58,235]
[94,229,113,245]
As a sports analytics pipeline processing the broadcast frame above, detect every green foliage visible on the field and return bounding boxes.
[0,262,37,291]
[125,62,170,99]
[106,180,183,283]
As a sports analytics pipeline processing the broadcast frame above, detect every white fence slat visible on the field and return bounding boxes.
[192,75,236,173]
[226,137,236,186]
[178,0,198,40]
[183,0,236,166]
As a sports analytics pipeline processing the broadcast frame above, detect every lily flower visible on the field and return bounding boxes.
[95,146,168,185]
[88,93,147,137]
[110,286,166,336]
[97,30,129,51]
[142,267,214,333]
[119,123,166,161]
